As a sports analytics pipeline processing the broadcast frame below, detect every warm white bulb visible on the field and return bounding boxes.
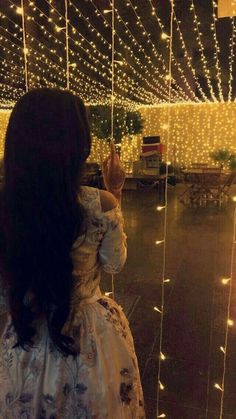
[155,240,164,245]
[221,277,231,285]
[154,307,162,314]
[161,32,169,40]
[16,7,23,15]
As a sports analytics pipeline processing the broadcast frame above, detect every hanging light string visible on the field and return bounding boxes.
[93,3,177,99]
[204,202,223,419]
[26,0,167,104]
[111,0,115,299]
[171,9,209,102]
[4,5,145,106]
[20,0,28,92]
[88,0,188,102]
[189,0,218,102]
[228,17,236,102]
[156,1,174,417]
[213,203,236,418]
[64,0,69,90]
[66,1,171,103]
[126,0,195,102]
[211,0,224,101]
[147,0,201,102]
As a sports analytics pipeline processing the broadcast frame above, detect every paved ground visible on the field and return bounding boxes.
[101,185,236,419]
[0,184,235,418]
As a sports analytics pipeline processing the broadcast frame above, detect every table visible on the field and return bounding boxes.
[124,174,167,191]
[179,168,226,207]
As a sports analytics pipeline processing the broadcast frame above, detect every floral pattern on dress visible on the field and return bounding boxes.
[0,187,145,419]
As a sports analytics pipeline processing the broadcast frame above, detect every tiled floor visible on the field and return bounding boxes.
[0,184,235,418]
[101,185,236,419]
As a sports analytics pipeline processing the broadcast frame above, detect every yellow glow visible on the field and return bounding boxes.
[221,277,231,285]
[16,7,23,15]
[227,319,234,326]
[161,32,169,40]
[154,307,162,314]
[214,383,223,391]
[160,352,166,360]
[159,381,165,390]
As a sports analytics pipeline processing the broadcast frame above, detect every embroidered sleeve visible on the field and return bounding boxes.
[98,206,127,274]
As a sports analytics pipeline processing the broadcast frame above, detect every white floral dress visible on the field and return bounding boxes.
[0,186,145,419]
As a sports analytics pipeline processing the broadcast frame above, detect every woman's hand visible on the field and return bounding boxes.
[102,142,126,198]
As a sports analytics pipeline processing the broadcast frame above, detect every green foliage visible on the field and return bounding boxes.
[210,148,236,170]
[210,149,231,163]
[88,105,143,144]
[229,154,236,171]
[125,111,144,135]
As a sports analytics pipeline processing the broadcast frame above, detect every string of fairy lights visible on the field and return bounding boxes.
[0,1,236,417]
[155,2,174,416]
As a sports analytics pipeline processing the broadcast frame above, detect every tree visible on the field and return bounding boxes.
[88,105,144,144]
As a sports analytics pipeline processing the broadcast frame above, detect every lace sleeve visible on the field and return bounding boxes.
[98,206,127,274]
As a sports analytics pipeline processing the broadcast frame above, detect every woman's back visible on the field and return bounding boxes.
[0,186,145,419]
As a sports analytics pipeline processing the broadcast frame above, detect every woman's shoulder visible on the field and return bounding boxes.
[80,187,118,214]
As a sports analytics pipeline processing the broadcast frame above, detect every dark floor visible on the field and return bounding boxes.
[101,185,236,419]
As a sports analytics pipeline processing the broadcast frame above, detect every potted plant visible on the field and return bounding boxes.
[209,149,231,169]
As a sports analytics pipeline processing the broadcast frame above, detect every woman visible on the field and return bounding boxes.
[0,89,145,418]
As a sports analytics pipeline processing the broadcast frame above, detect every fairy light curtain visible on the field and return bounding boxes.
[1,0,236,165]
[218,0,236,17]
[0,1,236,419]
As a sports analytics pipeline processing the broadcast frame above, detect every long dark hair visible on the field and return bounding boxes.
[0,88,91,356]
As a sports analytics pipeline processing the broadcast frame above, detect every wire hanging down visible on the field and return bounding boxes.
[20,0,29,92]
[156,1,174,417]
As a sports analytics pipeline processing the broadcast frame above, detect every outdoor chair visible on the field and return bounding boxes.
[200,168,222,206]
[220,171,236,201]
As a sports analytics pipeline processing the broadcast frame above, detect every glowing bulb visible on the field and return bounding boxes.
[55,26,65,32]
[214,383,223,391]
[161,32,169,40]
[220,346,226,354]
[162,124,169,130]
[158,414,166,418]
[221,277,231,285]
[227,319,234,327]
[103,9,112,14]
[154,307,162,314]
[164,279,171,283]
[160,352,166,360]
[155,240,164,245]
[23,47,29,54]
[105,292,112,296]
[156,206,165,211]
[232,196,236,202]
[159,381,165,390]
[16,7,23,15]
